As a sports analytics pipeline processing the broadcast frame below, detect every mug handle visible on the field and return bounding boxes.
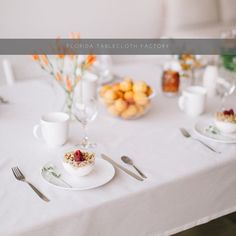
[33,124,43,140]
[178,96,185,111]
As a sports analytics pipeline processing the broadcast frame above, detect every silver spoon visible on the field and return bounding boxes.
[43,166,72,188]
[180,128,221,154]
[121,156,147,178]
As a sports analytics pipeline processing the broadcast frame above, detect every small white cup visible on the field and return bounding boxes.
[33,112,69,147]
[178,86,207,117]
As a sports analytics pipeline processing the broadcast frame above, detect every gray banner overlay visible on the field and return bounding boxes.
[0,39,235,55]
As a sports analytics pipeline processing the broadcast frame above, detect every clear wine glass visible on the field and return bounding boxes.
[216,76,236,109]
[93,55,113,84]
[217,30,236,109]
[72,98,98,149]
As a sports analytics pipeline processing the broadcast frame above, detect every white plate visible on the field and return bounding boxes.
[194,120,236,144]
[41,158,115,191]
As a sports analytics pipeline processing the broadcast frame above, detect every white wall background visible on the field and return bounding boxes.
[0,0,163,38]
[0,0,235,84]
[0,0,164,84]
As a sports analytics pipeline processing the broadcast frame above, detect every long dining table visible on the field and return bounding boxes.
[0,62,236,236]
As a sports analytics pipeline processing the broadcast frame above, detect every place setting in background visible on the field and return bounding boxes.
[177,84,223,153]
[194,109,236,144]
[161,53,236,153]
[194,57,236,145]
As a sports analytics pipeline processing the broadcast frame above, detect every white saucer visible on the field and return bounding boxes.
[41,158,115,191]
[194,120,236,144]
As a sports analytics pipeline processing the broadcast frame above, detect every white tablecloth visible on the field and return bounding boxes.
[0,63,236,236]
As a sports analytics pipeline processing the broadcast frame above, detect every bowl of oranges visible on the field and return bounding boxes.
[99,77,155,120]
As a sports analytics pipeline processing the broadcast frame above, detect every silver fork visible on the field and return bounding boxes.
[11,167,50,202]
[180,128,221,154]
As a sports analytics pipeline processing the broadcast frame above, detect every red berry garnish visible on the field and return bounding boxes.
[74,150,83,162]
[229,109,234,115]
[75,150,81,156]
[223,110,229,115]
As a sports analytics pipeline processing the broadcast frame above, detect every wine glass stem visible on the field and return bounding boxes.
[81,123,89,147]
[221,95,226,109]
[191,68,195,85]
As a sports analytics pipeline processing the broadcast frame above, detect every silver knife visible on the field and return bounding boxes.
[101,154,144,181]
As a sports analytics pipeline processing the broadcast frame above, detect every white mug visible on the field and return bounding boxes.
[178,86,207,117]
[33,112,69,147]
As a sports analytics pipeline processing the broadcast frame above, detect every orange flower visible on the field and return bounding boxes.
[32,54,39,61]
[40,55,48,66]
[85,54,96,67]
[65,76,72,92]
[55,72,62,81]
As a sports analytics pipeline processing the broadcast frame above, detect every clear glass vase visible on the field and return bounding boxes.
[62,91,74,119]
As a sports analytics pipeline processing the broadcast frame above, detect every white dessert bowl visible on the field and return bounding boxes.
[214,119,236,134]
[62,149,95,177]
[62,161,95,177]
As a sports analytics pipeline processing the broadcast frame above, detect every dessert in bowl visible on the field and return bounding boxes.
[215,109,236,134]
[99,77,155,120]
[63,149,95,177]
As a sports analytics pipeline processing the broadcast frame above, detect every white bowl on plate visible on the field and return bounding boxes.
[63,161,95,177]
[62,150,95,177]
[214,120,236,134]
